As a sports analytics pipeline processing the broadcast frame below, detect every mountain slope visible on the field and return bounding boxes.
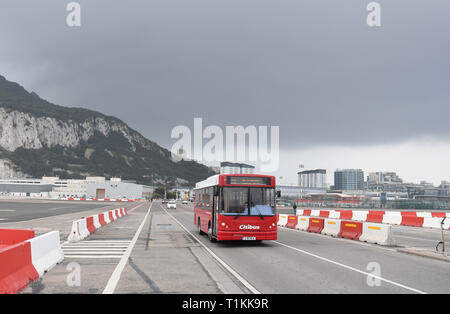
[0,75,215,185]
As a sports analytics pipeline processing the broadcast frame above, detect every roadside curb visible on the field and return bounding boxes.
[397,247,450,263]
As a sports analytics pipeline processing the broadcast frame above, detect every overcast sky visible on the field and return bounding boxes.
[1,0,449,185]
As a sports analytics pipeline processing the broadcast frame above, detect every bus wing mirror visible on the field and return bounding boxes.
[276,190,281,198]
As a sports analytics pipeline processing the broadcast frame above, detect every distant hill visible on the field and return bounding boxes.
[0,74,215,186]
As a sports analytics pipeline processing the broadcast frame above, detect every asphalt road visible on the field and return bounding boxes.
[168,202,450,294]
[0,199,130,223]
[6,200,449,294]
[277,206,450,250]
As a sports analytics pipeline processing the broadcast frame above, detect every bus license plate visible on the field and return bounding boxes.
[242,237,256,240]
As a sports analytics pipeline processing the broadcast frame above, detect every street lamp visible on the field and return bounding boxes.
[299,164,304,201]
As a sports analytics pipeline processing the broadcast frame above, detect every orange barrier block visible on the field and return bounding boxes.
[307,218,324,234]
[0,242,39,294]
[338,221,363,240]
[366,211,385,223]
[0,229,35,246]
[285,215,298,229]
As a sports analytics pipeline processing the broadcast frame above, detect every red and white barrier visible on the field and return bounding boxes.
[295,216,309,231]
[68,208,128,242]
[322,218,340,237]
[307,217,325,234]
[298,208,450,230]
[285,215,298,229]
[338,221,363,240]
[277,214,288,227]
[0,229,63,294]
[280,216,395,247]
[61,198,140,202]
[28,231,64,277]
[359,222,395,246]
[382,212,402,225]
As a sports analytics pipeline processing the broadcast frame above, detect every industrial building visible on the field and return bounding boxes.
[0,176,153,199]
[220,162,255,174]
[298,169,327,189]
[86,178,153,199]
[334,169,364,191]
[0,179,53,197]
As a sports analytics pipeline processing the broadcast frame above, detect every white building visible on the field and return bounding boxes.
[298,169,327,189]
[49,176,106,198]
[220,162,255,174]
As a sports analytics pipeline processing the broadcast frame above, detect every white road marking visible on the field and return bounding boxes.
[64,255,123,259]
[102,202,153,294]
[62,240,131,259]
[273,240,427,294]
[0,209,15,212]
[161,204,260,294]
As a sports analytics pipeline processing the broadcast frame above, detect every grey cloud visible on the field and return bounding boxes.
[0,0,449,150]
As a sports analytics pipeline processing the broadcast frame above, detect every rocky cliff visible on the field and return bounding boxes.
[0,75,214,185]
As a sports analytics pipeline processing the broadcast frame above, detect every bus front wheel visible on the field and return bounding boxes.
[208,225,216,242]
[198,219,204,235]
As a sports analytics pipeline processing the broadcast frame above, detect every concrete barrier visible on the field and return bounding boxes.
[400,212,424,227]
[338,221,363,240]
[382,212,402,225]
[0,229,63,294]
[321,219,340,237]
[296,216,309,231]
[422,217,441,229]
[366,211,385,223]
[337,210,352,220]
[0,229,35,247]
[298,208,450,230]
[0,241,38,294]
[68,208,128,242]
[328,210,340,219]
[69,218,89,242]
[359,222,395,246]
[278,214,288,227]
[307,218,324,234]
[28,231,64,277]
[285,215,298,229]
[352,210,368,222]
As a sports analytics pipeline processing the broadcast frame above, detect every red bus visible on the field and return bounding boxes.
[194,174,278,242]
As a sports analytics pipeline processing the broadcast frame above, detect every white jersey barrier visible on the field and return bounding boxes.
[295,216,309,231]
[68,219,90,242]
[278,214,288,227]
[68,208,128,242]
[382,212,402,225]
[28,231,64,277]
[322,219,340,237]
[328,210,340,219]
[352,211,368,222]
[359,222,395,246]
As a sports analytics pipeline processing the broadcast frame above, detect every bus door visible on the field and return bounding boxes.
[212,187,219,237]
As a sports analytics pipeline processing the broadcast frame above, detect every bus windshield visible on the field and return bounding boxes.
[221,187,275,216]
